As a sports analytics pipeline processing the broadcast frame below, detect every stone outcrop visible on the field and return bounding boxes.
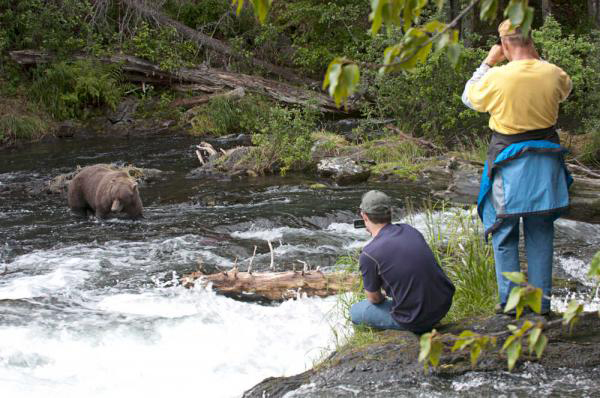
[243,312,600,397]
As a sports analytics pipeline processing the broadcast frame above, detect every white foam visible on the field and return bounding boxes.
[0,285,349,398]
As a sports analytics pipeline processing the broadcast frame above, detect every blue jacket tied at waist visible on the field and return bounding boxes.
[477,140,573,237]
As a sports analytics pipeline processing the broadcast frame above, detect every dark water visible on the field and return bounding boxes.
[0,134,598,397]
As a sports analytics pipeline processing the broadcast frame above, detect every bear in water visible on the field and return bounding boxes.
[67,164,143,219]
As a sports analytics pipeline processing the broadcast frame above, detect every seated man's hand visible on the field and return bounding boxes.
[366,290,385,304]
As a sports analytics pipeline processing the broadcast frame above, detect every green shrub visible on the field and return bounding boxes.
[0,113,48,144]
[251,104,319,175]
[364,45,489,145]
[29,60,122,120]
[0,0,94,55]
[190,94,271,136]
[124,21,198,72]
[533,16,600,132]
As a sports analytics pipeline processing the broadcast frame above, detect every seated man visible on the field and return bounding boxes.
[350,190,455,333]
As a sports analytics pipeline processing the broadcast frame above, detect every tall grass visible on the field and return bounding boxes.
[0,114,48,144]
[332,203,497,352]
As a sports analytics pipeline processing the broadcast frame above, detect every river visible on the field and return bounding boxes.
[0,134,599,397]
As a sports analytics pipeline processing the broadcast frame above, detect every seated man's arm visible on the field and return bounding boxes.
[360,251,385,304]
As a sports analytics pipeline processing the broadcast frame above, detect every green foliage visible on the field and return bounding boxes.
[589,251,600,280]
[30,60,122,120]
[502,271,543,319]
[190,94,271,136]
[0,113,48,144]
[124,22,198,72]
[364,46,489,144]
[451,330,497,368]
[422,206,497,321]
[562,300,584,334]
[533,16,600,132]
[0,0,94,55]
[251,104,318,175]
[418,329,443,371]
[362,137,427,179]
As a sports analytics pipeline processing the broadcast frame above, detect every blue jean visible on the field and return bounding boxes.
[492,215,554,312]
[350,299,404,330]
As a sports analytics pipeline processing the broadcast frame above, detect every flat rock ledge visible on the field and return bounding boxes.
[243,313,600,397]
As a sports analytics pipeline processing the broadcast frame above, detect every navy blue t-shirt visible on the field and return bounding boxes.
[359,223,455,331]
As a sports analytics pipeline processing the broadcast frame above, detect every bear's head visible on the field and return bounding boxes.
[109,177,143,218]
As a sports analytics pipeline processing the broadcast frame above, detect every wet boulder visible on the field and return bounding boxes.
[317,157,370,185]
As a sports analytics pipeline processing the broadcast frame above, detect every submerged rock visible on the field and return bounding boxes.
[317,157,370,185]
[243,312,600,397]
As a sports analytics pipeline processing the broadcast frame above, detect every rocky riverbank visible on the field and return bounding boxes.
[243,312,600,397]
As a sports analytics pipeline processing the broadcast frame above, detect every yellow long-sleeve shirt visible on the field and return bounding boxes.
[467,59,572,134]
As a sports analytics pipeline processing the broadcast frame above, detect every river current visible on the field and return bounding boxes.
[0,134,598,397]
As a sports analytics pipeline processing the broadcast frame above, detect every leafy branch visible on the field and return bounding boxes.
[419,264,600,372]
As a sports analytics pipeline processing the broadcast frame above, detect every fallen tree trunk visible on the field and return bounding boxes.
[172,87,245,109]
[120,0,316,86]
[181,270,358,301]
[10,50,352,114]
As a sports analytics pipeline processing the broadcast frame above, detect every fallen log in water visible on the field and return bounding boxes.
[181,269,359,301]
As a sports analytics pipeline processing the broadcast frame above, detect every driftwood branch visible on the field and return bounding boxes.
[10,50,353,114]
[386,125,442,152]
[181,270,358,301]
[567,160,600,179]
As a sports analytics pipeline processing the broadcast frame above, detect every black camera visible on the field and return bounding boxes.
[353,219,366,229]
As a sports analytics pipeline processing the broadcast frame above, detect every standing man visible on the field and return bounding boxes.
[462,20,573,315]
[350,190,455,333]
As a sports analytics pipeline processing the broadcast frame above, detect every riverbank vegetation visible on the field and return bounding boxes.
[1,0,599,166]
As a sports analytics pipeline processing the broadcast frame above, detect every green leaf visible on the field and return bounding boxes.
[402,0,412,32]
[430,339,443,367]
[232,0,244,16]
[506,339,521,371]
[505,1,525,26]
[523,286,544,314]
[480,0,498,22]
[322,60,342,93]
[562,300,584,334]
[503,272,526,284]
[528,326,542,354]
[446,43,461,67]
[452,330,475,352]
[520,6,534,38]
[534,334,548,358]
[588,251,600,279]
[250,0,272,24]
[369,0,385,35]
[435,0,444,11]
[470,344,482,368]
[504,286,522,313]
[501,334,516,351]
[418,332,432,363]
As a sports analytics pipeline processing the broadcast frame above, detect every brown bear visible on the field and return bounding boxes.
[67,164,143,219]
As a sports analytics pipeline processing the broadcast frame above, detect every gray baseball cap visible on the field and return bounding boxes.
[360,190,392,214]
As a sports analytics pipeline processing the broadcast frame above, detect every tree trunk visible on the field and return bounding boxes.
[9,50,355,114]
[119,0,315,86]
[589,0,600,26]
[181,270,358,301]
[542,0,553,20]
